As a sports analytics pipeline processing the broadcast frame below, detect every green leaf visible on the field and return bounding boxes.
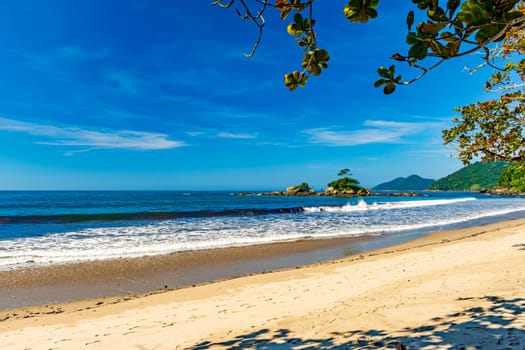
[440,31,458,43]
[343,5,358,21]
[427,7,448,22]
[374,79,387,88]
[377,66,391,78]
[457,0,491,26]
[308,64,322,76]
[280,9,291,20]
[383,82,396,94]
[414,0,428,10]
[408,41,429,60]
[418,21,447,35]
[284,70,308,91]
[406,11,415,30]
[475,24,501,43]
[314,48,330,62]
[284,73,298,91]
[446,41,460,56]
[388,65,395,75]
[366,8,378,20]
[446,0,460,13]
[429,39,449,56]
[293,13,303,24]
[504,11,525,22]
[343,0,380,23]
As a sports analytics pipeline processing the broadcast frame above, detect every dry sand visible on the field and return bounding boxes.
[1,218,524,349]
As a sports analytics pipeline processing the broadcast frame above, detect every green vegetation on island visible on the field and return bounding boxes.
[325,168,371,196]
[373,175,434,191]
[327,168,360,192]
[280,168,371,196]
[286,182,314,194]
[427,161,510,191]
[277,163,525,196]
[498,162,525,192]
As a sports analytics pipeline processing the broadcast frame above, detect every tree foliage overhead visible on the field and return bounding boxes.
[443,90,525,164]
[213,0,525,92]
[443,24,525,164]
[214,1,524,168]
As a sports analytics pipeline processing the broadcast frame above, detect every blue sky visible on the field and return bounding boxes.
[0,1,493,190]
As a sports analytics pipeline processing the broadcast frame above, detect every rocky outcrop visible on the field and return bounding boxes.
[237,188,422,197]
[483,187,525,195]
[285,186,315,196]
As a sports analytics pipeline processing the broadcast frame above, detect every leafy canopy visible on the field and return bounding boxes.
[213,0,525,92]
[215,1,525,168]
[443,24,525,163]
[443,91,525,163]
[328,168,361,191]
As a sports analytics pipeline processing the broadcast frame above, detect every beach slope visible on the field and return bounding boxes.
[1,219,525,349]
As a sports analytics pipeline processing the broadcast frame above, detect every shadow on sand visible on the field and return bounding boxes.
[189,296,525,349]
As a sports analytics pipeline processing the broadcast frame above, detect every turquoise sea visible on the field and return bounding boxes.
[1,191,525,271]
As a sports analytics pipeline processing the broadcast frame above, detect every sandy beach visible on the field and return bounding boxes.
[1,218,524,349]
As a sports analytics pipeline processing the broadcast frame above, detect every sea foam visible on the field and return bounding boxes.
[1,195,524,270]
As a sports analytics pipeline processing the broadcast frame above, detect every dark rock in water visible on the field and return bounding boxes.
[395,342,407,350]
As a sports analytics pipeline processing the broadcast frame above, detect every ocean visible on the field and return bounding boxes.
[1,191,525,271]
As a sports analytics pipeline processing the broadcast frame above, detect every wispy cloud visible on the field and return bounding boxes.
[184,129,259,140]
[216,132,258,139]
[0,117,184,151]
[303,120,436,146]
[11,45,108,74]
[187,131,206,137]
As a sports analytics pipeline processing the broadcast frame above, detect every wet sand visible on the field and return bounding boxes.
[0,234,382,310]
[1,218,524,349]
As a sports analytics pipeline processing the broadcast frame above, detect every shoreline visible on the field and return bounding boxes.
[1,211,525,312]
[1,217,524,348]
[0,233,378,311]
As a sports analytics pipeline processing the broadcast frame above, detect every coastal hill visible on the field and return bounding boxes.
[373,175,434,191]
[427,161,509,191]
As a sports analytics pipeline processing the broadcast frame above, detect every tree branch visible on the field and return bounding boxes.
[397,15,525,86]
[213,0,268,57]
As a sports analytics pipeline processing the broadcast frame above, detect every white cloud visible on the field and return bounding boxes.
[187,131,206,137]
[0,117,184,151]
[303,120,434,146]
[216,132,258,139]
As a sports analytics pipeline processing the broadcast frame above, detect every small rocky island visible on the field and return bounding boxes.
[237,168,421,197]
[252,188,419,197]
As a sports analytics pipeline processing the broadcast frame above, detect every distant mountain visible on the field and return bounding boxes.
[427,161,510,191]
[373,175,435,191]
